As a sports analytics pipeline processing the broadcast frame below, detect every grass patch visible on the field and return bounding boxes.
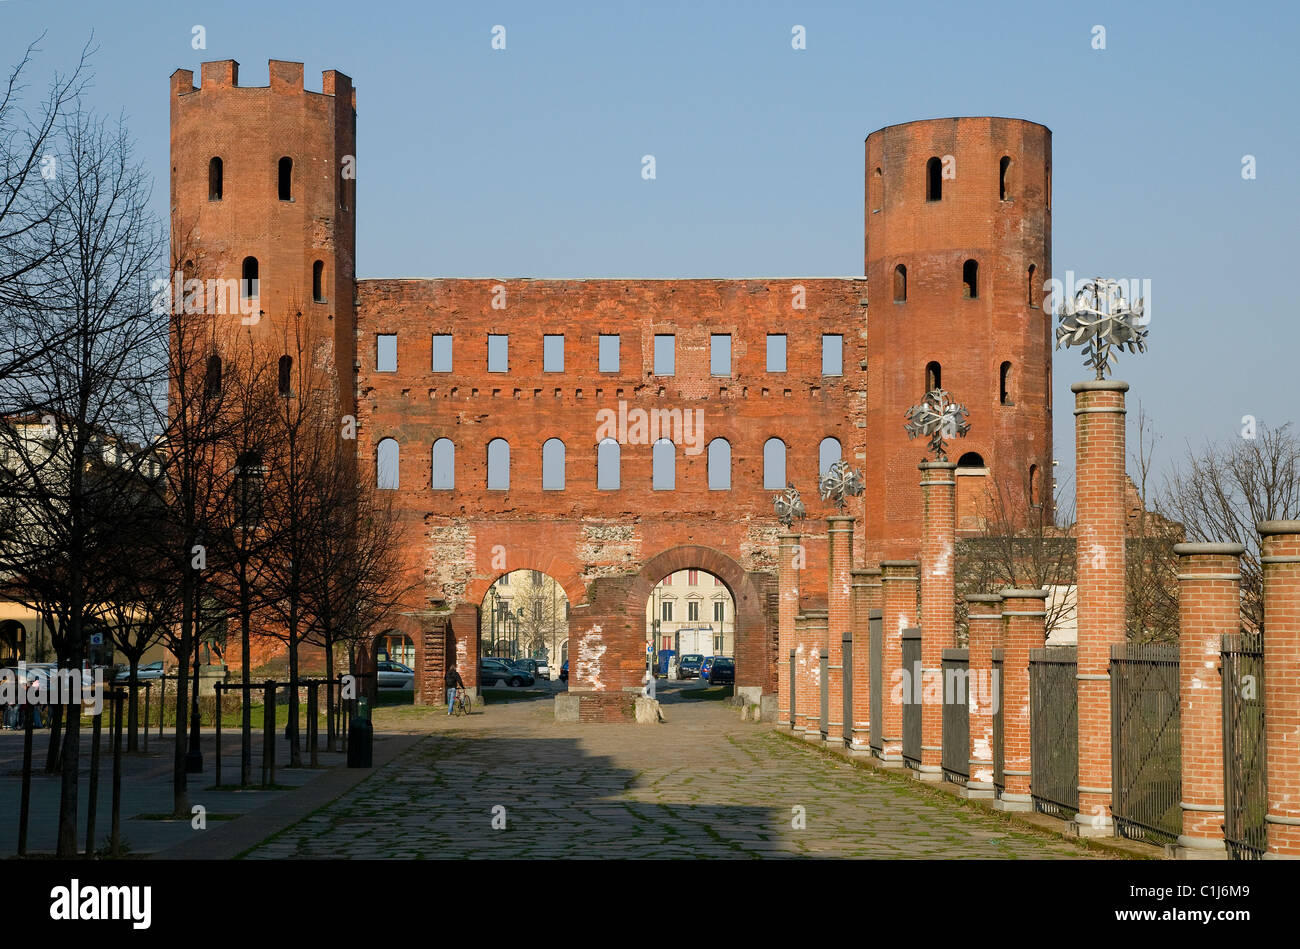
[373,689,415,707]
[481,688,551,704]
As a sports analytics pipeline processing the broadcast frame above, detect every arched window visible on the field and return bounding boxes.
[893,264,907,303]
[487,438,510,490]
[204,355,222,397]
[432,438,455,490]
[235,451,264,527]
[376,438,399,490]
[652,438,675,491]
[1000,361,1012,405]
[999,156,1012,200]
[1027,264,1037,308]
[925,361,941,392]
[708,438,731,490]
[1028,464,1039,506]
[278,355,292,396]
[597,438,620,490]
[208,157,223,201]
[963,259,979,299]
[312,260,325,303]
[241,256,258,301]
[819,437,841,478]
[543,438,565,491]
[957,452,985,468]
[926,157,942,201]
[278,157,293,200]
[763,437,786,491]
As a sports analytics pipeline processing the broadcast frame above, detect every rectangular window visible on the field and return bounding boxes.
[431,334,453,372]
[488,334,508,373]
[599,334,620,373]
[654,334,675,376]
[532,569,542,587]
[767,334,787,372]
[544,334,564,372]
[822,334,843,376]
[713,601,724,623]
[688,601,699,622]
[688,569,699,586]
[661,601,673,622]
[710,334,731,377]
[376,334,397,373]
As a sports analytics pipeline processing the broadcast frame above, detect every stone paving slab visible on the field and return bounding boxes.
[244,686,1110,860]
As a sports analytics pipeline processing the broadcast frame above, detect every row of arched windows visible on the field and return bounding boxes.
[208,156,295,202]
[220,256,326,304]
[892,260,1039,307]
[375,436,844,492]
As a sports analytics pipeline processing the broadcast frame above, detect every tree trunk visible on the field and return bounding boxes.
[287,618,301,767]
[127,657,140,752]
[173,575,192,818]
[240,574,252,786]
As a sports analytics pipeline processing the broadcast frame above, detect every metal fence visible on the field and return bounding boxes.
[1222,633,1266,860]
[992,648,1004,796]
[842,627,853,749]
[1029,646,1079,819]
[869,610,882,756]
[819,651,829,740]
[902,628,922,771]
[1111,642,1181,846]
[788,649,796,730]
[941,648,969,785]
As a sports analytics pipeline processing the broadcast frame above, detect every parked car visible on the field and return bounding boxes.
[699,656,717,682]
[114,661,165,682]
[708,657,735,685]
[511,658,540,679]
[559,660,569,682]
[677,654,704,679]
[479,658,534,688]
[375,660,415,689]
[535,659,551,680]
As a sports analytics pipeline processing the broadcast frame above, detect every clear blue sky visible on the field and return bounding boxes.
[4,0,1297,502]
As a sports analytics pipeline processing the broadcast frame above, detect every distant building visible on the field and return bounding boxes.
[645,569,735,658]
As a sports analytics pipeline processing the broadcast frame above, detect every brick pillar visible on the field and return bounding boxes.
[1072,380,1128,833]
[803,610,828,742]
[793,612,809,734]
[1173,542,1242,859]
[995,588,1047,811]
[777,533,801,728]
[450,602,480,694]
[919,461,957,781]
[965,593,1003,799]
[849,567,881,755]
[879,560,919,766]
[826,516,854,745]
[1259,520,1300,859]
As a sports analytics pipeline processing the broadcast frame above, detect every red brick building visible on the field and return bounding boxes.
[170,61,1053,717]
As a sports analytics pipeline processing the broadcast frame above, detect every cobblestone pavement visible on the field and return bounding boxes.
[247,685,1105,859]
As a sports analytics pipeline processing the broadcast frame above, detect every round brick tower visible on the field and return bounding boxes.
[863,117,1053,561]
[169,59,357,417]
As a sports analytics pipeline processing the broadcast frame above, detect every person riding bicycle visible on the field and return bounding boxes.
[445,662,465,716]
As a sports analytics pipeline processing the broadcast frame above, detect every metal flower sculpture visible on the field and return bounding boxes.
[904,388,971,462]
[818,460,865,513]
[773,481,807,529]
[1055,277,1149,380]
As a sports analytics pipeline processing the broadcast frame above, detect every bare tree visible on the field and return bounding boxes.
[1160,421,1300,633]
[0,106,165,854]
[1126,405,1181,643]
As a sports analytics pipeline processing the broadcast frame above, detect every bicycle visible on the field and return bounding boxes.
[452,687,471,716]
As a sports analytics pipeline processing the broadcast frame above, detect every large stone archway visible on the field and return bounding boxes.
[565,545,776,721]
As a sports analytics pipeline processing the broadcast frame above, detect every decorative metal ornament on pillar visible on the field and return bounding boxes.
[1054,277,1149,380]
[818,460,865,511]
[904,388,970,462]
[774,482,807,529]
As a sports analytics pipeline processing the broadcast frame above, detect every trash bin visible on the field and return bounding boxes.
[347,699,372,768]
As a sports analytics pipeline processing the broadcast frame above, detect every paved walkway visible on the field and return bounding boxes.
[246,683,1106,859]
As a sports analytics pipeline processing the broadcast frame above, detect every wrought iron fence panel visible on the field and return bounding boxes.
[842,628,853,749]
[789,650,796,730]
[819,651,829,740]
[869,610,882,756]
[1029,646,1079,819]
[902,628,922,770]
[941,648,969,784]
[992,648,1005,796]
[1110,642,1181,846]
[1222,633,1266,860]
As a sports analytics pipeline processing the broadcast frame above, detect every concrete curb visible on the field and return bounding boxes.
[155,733,424,860]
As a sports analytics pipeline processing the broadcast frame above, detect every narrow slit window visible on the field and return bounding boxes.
[278,157,293,200]
[999,156,1011,200]
[893,265,907,303]
[1027,264,1037,308]
[312,261,325,303]
[278,355,292,396]
[926,157,942,201]
[963,260,979,299]
[241,257,259,301]
[208,157,223,200]
[1000,361,1012,405]
[926,361,942,392]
